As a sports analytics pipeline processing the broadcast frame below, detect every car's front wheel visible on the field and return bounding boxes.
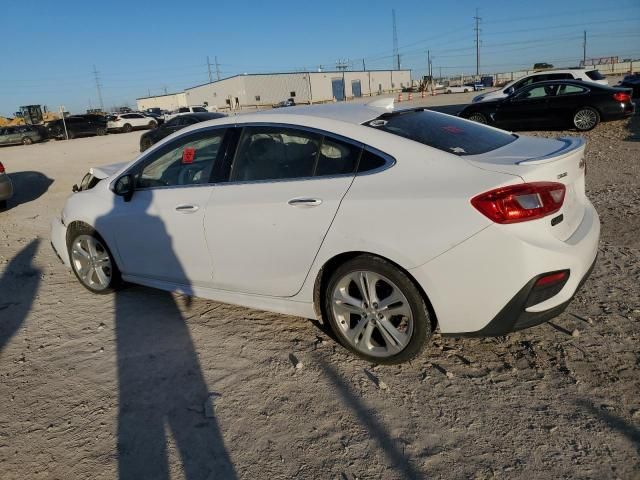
[22,137,33,145]
[324,255,432,364]
[573,107,600,131]
[122,123,132,133]
[467,112,488,124]
[96,127,107,136]
[68,226,121,294]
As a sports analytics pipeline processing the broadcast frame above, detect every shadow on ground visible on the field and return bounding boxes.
[4,171,53,210]
[0,239,41,351]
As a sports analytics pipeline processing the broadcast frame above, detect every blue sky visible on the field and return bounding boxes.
[2,0,639,115]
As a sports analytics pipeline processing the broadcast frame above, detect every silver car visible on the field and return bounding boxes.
[0,125,43,146]
[0,161,13,209]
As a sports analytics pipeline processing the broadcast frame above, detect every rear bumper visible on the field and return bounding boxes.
[442,255,597,337]
[50,216,71,267]
[409,200,600,335]
[0,175,13,200]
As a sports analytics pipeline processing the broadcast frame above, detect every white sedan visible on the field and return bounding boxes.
[107,113,157,133]
[51,98,599,364]
[445,85,473,93]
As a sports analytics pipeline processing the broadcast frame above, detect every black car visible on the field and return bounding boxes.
[139,112,226,151]
[141,111,165,125]
[460,80,634,131]
[618,74,640,99]
[47,115,108,139]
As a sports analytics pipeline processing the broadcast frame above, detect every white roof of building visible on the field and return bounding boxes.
[253,97,396,125]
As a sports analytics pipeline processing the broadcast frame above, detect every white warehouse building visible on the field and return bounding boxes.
[137,70,411,111]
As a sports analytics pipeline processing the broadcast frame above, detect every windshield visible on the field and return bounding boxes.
[366,109,517,156]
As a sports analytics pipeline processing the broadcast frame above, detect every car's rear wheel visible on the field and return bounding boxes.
[140,137,153,152]
[68,226,121,294]
[67,130,76,140]
[96,127,107,136]
[573,107,600,131]
[122,123,132,133]
[148,121,157,129]
[22,137,33,145]
[324,255,431,364]
[468,112,488,124]
[0,200,7,210]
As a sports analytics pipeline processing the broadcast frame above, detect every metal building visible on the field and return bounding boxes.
[136,92,187,112]
[136,70,411,111]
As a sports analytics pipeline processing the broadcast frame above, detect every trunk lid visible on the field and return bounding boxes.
[465,135,587,241]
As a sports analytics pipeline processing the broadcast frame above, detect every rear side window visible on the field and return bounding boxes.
[315,137,360,176]
[192,107,207,112]
[558,84,587,95]
[367,110,516,156]
[357,149,388,173]
[586,70,605,81]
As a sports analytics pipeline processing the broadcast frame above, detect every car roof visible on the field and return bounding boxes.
[187,112,226,120]
[520,79,609,88]
[253,98,397,125]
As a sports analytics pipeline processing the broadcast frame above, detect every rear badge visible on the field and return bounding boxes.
[551,214,564,226]
[557,172,568,179]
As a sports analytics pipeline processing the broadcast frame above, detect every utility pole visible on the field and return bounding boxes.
[215,56,221,81]
[92,65,104,112]
[207,56,213,83]
[583,31,587,66]
[474,8,481,77]
[392,9,399,70]
[362,58,366,71]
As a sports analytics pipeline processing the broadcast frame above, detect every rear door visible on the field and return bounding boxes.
[549,83,590,125]
[204,125,361,297]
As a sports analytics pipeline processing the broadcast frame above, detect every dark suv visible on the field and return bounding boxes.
[47,115,108,139]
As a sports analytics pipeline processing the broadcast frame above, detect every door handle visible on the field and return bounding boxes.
[287,198,322,207]
[175,204,199,213]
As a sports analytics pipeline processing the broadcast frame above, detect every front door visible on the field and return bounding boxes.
[204,125,361,297]
[495,84,557,129]
[108,127,228,287]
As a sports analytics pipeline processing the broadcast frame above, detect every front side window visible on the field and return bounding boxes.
[367,110,516,156]
[515,84,558,99]
[136,129,226,188]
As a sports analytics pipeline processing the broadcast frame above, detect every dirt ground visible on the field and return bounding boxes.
[0,101,639,480]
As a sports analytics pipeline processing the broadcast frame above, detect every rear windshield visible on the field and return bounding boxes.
[366,110,516,156]
[586,70,605,80]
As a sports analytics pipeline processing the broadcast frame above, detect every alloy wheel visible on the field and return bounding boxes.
[574,109,597,130]
[331,270,414,358]
[469,113,487,124]
[70,235,113,291]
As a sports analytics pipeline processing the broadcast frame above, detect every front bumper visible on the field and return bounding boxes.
[409,200,600,336]
[0,175,13,201]
[50,216,71,267]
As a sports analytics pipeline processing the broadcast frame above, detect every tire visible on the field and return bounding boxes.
[96,127,107,136]
[67,130,76,140]
[22,137,33,145]
[148,121,157,129]
[140,137,153,152]
[324,254,432,364]
[122,123,132,133]
[0,200,7,210]
[467,112,488,124]
[67,224,121,294]
[573,107,600,131]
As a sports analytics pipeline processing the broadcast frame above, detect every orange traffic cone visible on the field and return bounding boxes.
[408,92,413,101]
[421,90,426,98]
[397,92,403,102]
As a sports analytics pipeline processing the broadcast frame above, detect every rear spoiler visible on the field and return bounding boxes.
[516,137,585,165]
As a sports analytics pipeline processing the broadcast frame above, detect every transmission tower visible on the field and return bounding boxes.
[93,65,104,112]
[392,9,400,70]
[474,8,481,76]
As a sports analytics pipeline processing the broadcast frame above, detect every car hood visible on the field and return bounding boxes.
[90,161,129,180]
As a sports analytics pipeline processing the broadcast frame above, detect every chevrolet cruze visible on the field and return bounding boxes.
[51,99,599,364]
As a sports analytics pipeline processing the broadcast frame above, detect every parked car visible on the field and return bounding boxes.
[47,116,108,139]
[460,80,634,131]
[618,74,640,98]
[273,98,296,108]
[0,125,44,145]
[472,68,609,103]
[140,111,164,126]
[0,161,13,209]
[139,112,226,151]
[163,106,209,122]
[107,113,157,133]
[464,82,485,91]
[445,85,473,93]
[52,99,600,364]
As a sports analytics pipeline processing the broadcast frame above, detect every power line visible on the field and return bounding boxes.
[392,9,400,70]
[207,56,213,83]
[215,56,221,81]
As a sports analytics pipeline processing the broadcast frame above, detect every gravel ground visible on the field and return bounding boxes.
[0,109,638,480]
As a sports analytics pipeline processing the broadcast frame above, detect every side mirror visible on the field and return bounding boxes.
[114,174,134,202]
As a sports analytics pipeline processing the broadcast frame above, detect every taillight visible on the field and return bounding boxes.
[0,162,4,173]
[613,92,631,102]
[471,182,566,224]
